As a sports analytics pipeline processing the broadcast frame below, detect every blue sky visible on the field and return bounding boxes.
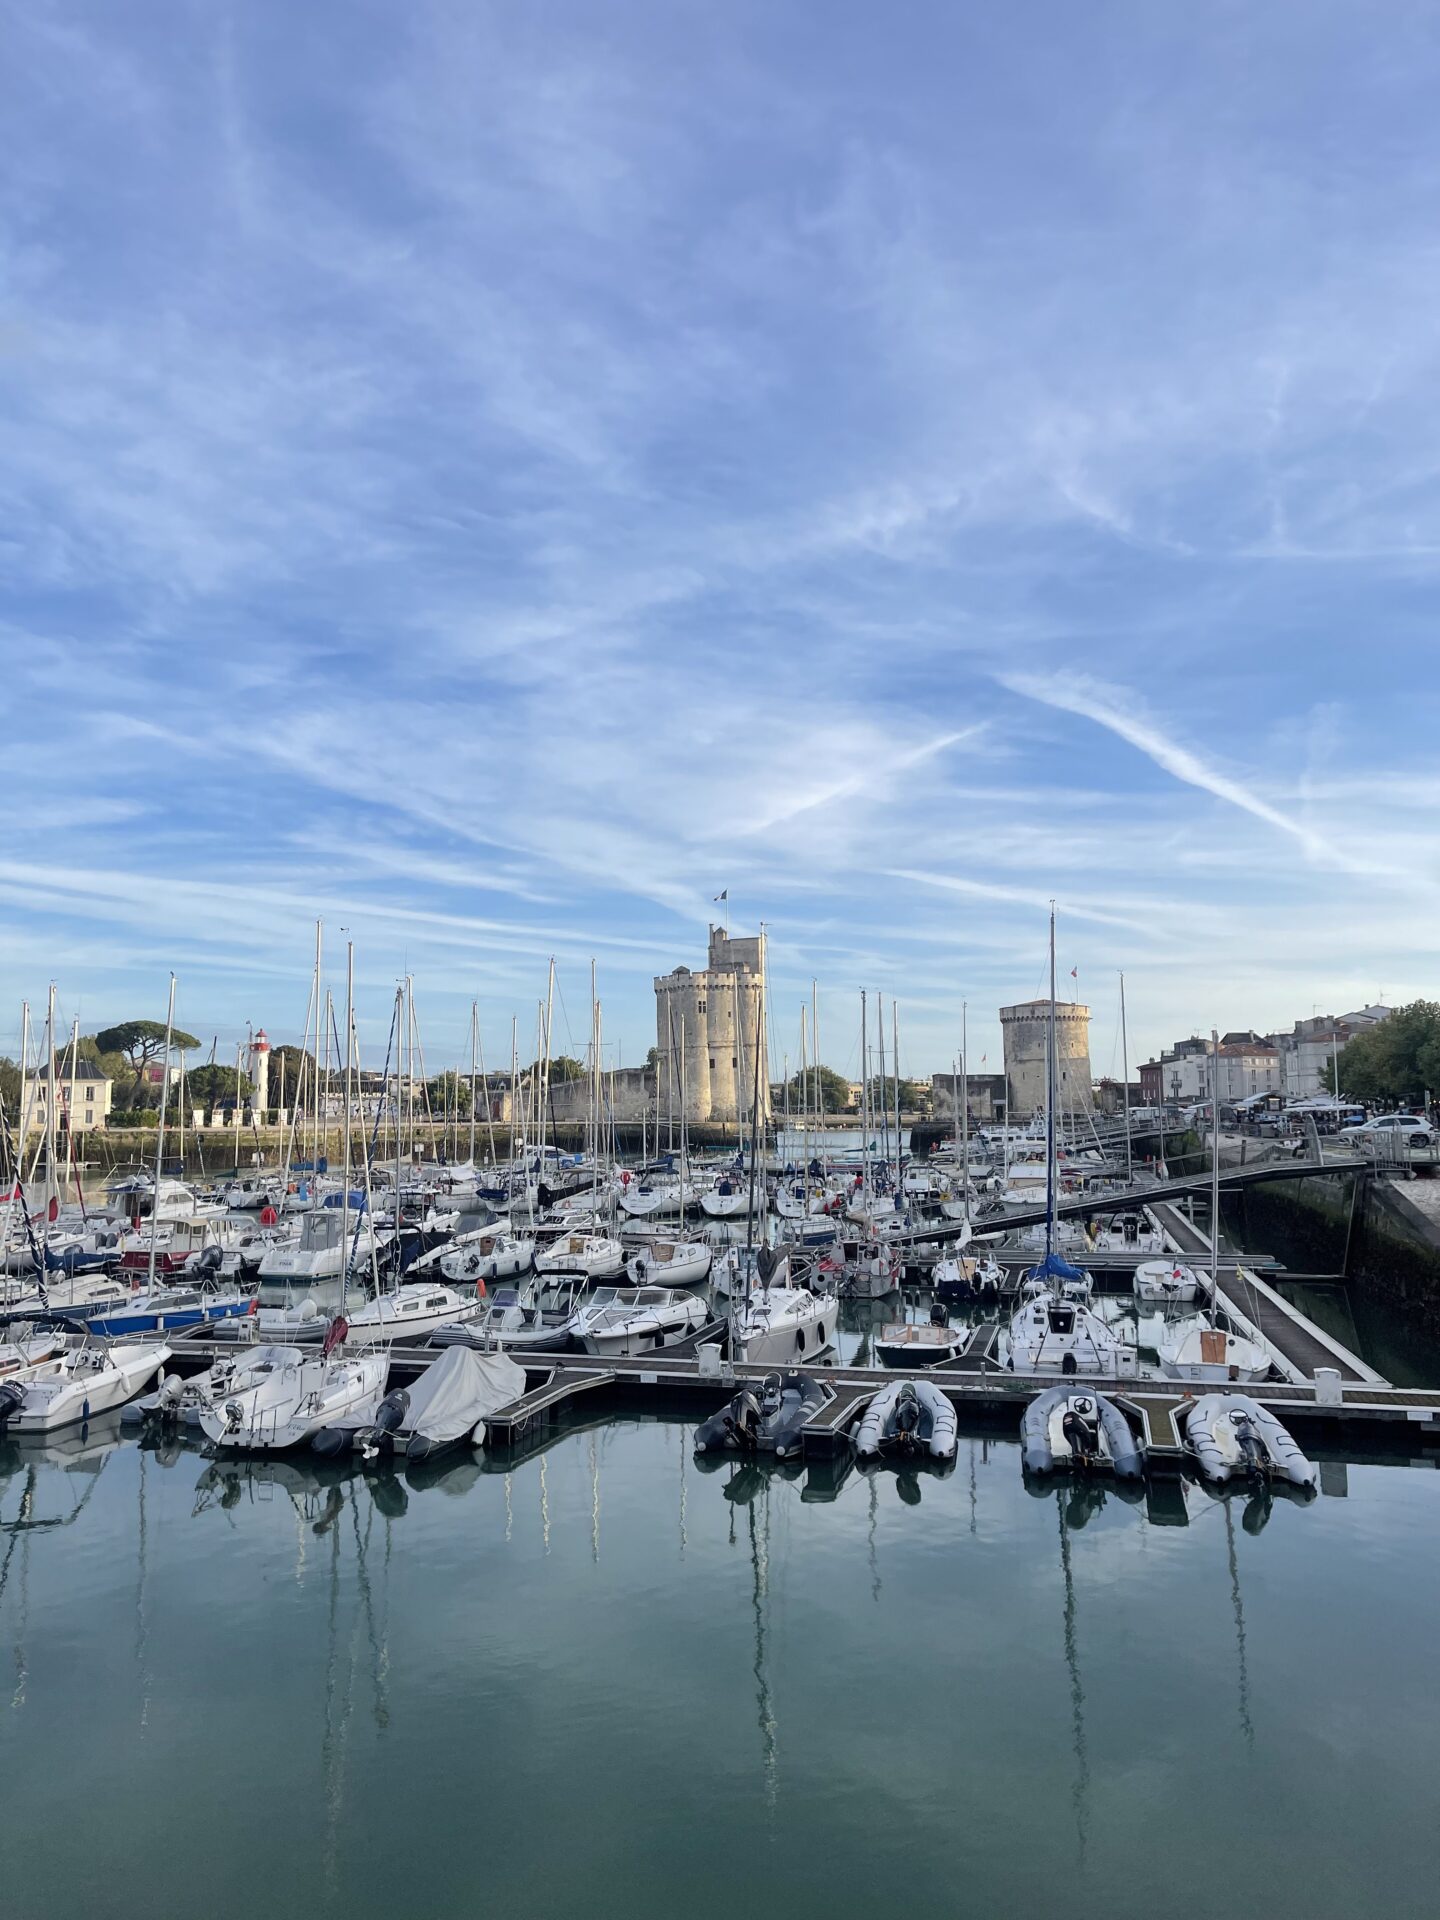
[4,1,1439,1085]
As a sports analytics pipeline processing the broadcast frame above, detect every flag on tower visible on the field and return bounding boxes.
[1069,967,1078,980]
[714,890,728,903]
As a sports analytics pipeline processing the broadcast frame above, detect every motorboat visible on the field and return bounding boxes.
[1,1271,131,1318]
[434,1275,584,1352]
[432,1229,535,1285]
[932,1253,1004,1302]
[1087,1210,1167,1255]
[1020,1385,1145,1478]
[773,1178,838,1220]
[1181,1393,1317,1491]
[1159,1318,1270,1384]
[118,1216,262,1278]
[224,1174,285,1212]
[625,1239,712,1288]
[84,1282,258,1337]
[196,1333,389,1451]
[342,1282,486,1346]
[855,1378,958,1462]
[125,1343,309,1435]
[840,1242,903,1300]
[874,1301,965,1368]
[694,1371,833,1459]
[534,1233,624,1281]
[0,1339,170,1434]
[1134,1260,1202,1304]
[0,1328,67,1380]
[256,1205,392,1284]
[573,1285,709,1357]
[314,1347,526,1461]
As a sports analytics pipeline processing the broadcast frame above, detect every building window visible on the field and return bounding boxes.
[697,1000,706,1013]
[732,1056,737,1069]
[709,1058,716,1070]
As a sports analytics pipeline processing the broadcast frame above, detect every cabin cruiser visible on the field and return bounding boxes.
[572,1285,709,1356]
[0,1339,170,1434]
[224,1173,285,1211]
[840,1241,903,1300]
[105,1172,219,1222]
[431,1229,536,1285]
[341,1282,485,1347]
[434,1275,584,1352]
[119,1215,260,1278]
[256,1205,392,1284]
[534,1233,624,1281]
[197,1332,389,1451]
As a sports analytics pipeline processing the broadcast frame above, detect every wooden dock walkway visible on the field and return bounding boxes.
[1147,1202,1382,1386]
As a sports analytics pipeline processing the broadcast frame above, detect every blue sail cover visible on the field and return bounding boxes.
[1025,1250,1088,1283]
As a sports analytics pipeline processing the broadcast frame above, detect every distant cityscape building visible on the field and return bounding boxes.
[654,926,770,1126]
[999,1000,1092,1121]
[929,1072,1007,1125]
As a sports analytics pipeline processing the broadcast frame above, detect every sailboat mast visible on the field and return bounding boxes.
[961,1001,970,1219]
[469,1001,478,1167]
[341,942,354,1314]
[1210,1027,1221,1292]
[892,998,901,1200]
[1045,905,1057,1268]
[860,990,869,1198]
[1119,971,1133,1188]
[44,982,57,1236]
[148,974,176,1293]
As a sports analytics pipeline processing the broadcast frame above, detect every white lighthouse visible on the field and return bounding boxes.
[247,1027,271,1113]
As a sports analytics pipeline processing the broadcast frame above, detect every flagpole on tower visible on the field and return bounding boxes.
[713,888,730,936]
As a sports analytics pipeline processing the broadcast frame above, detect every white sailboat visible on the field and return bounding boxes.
[196,1330,389,1450]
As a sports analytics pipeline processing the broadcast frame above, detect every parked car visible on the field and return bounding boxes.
[1340,1113,1435,1148]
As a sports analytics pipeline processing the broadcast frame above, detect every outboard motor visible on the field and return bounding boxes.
[725,1387,763,1451]
[1231,1411,1272,1479]
[1061,1396,1101,1467]
[196,1243,224,1277]
[929,1300,949,1329]
[0,1381,25,1431]
[894,1383,923,1456]
[361,1388,410,1460]
[143,1372,187,1435]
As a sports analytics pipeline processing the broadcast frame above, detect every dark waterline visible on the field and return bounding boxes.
[1,1414,1437,1920]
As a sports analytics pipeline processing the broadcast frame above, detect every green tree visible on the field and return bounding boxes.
[186,1063,253,1107]
[866,1075,929,1114]
[95,1019,201,1103]
[428,1070,473,1117]
[1324,1003,1440,1106]
[776,1064,854,1114]
[268,1046,316,1109]
[0,1056,20,1114]
[525,1055,586,1084]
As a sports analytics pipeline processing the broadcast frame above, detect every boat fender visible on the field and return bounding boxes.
[475,1278,487,1299]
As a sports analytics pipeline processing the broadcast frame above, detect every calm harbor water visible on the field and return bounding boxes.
[2,1412,1438,1920]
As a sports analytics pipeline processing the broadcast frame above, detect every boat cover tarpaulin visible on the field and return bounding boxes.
[1026,1250,1089,1283]
[405,1347,525,1443]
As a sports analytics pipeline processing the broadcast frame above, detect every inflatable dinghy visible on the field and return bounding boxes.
[1020,1385,1144,1479]
[1181,1393,1318,1491]
[693,1371,832,1460]
[855,1378,958,1462]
